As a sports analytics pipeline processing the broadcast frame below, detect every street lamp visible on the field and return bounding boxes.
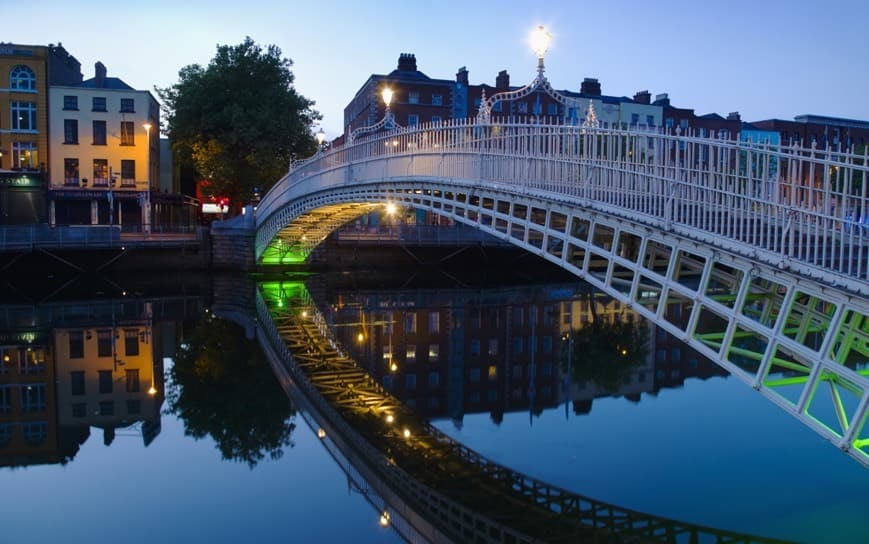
[316,128,326,148]
[143,122,153,233]
[348,86,402,143]
[477,25,572,124]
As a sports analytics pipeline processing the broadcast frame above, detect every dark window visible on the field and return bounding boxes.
[126,400,141,415]
[21,384,45,412]
[92,120,106,145]
[98,370,113,394]
[120,121,135,145]
[121,160,135,185]
[11,101,37,131]
[125,369,140,393]
[72,403,87,418]
[97,330,112,357]
[69,330,84,358]
[99,401,114,416]
[120,98,135,112]
[10,65,36,90]
[71,371,85,395]
[92,96,106,111]
[63,158,79,185]
[124,330,139,356]
[63,95,78,110]
[63,119,78,144]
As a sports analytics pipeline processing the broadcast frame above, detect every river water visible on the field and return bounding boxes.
[1,268,866,543]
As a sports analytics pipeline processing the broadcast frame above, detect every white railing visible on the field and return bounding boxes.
[257,119,869,287]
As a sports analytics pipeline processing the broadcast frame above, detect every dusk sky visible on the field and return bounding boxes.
[11,0,869,138]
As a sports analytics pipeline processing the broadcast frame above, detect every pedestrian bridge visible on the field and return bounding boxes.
[252,119,869,467]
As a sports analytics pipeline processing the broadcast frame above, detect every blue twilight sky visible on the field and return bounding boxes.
[10,0,869,138]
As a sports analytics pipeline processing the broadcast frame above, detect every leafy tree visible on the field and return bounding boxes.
[168,316,296,468]
[158,37,319,206]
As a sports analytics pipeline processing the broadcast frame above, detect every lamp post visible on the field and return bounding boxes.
[316,127,326,149]
[142,122,153,233]
[477,25,572,124]
[349,86,402,143]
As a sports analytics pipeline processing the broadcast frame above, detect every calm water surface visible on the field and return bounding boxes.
[1,271,866,543]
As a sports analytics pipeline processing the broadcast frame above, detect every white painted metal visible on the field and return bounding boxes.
[255,119,869,467]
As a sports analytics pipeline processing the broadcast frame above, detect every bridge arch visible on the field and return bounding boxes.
[254,120,869,467]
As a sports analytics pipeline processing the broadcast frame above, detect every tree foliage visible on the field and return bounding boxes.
[168,316,296,468]
[158,37,319,204]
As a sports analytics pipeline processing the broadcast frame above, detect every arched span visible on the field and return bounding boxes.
[254,121,869,467]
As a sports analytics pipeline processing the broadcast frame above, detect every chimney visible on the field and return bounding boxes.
[495,70,509,89]
[397,53,417,72]
[727,111,741,121]
[95,61,106,87]
[633,90,651,105]
[580,78,601,96]
[653,93,670,106]
[456,66,469,85]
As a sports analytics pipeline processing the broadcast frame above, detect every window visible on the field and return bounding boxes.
[493,102,502,112]
[469,367,480,382]
[120,121,135,145]
[512,365,522,378]
[470,338,480,357]
[23,422,47,445]
[20,349,44,374]
[71,371,85,395]
[406,344,416,362]
[11,101,37,131]
[72,403,87,418]
[428,372,439,387]
[487,389,498,402]
[487,339,498,356]
[631,113,640,125]
[93,159,108,186]
[512,336,523,353]
[92,96,106,111]
[99,401,114,416]
[92,120,106,145]
[0,423,11,447]
[99,370,113,394]
[487,365,498,381]
[97,329,112,357]
[718,129,730,140]
[428,344,439,361]
[21,384,46,412]
[11,141,37,169]
[0,386,10,414]
[10,65,36,90]
[121,160,135,185]
[432,94,442,106]
[63,95,78,110]
[405,373,416,389]
[665,118,674,129]
[542,336,553,353]
[542,363,552,377]
[127,400,141,415]
[431,115,442,124]
[408,114,419,126]
[513,307,524,327]
[125,330,139,356]
[408,92,419,104]
[533,102,542,115]
[679,119,689,129]
[404,312,416,334]
[528,336,537,353]
[120,98,135,112]
[63,119,78,143]
[125,369,140,392]
[428,312,439,334]
[63,158,79,186]
[646,115,655,126]
[69,331,84,358]
[547,103,558,115]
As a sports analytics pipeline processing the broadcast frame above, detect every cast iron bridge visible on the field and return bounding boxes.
[251,120,869,468]
[256,280,793,543]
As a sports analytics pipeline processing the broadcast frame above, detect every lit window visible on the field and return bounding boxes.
[406,344,416,362]
[120,121,135,145]
[11,101,37,131]
[487,365,497,381]
[10,65,35,90]
[93,159,108,186]
[63,158,80,186]
[428,344,439,361]
[12,142,37,169]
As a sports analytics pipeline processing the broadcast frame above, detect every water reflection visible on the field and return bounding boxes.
[0,297,193,467]
[168,315,297,467]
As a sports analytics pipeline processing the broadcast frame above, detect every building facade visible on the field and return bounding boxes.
[48,62,159,229]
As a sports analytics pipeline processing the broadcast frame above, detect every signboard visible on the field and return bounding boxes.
[202,202,229,214]
[0,172,43,188]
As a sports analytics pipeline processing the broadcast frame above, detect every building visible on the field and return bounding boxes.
[48,62,159,229]
[750,114,869,149]
[0,43,81,224]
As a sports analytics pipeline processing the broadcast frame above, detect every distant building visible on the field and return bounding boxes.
[0,43,81,224]
[48,62,159,229]
[750,114,869,149]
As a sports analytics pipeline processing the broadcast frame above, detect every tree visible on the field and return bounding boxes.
[168,316,296,468]
[158,37,319,206]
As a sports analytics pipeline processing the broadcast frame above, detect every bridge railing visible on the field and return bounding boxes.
[258,119,869,289]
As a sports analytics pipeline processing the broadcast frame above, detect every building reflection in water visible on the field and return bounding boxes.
[0,299,192,468]
[321,282,727,426]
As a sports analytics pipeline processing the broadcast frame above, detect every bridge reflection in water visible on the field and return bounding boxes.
[256,279,792,544]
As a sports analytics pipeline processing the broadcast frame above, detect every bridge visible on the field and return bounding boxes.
[245,115,869,468]
[255,279,793,543]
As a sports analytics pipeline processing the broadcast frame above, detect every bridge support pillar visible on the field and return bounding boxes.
[211,206,256,271]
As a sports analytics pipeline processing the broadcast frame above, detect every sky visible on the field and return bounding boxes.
[9,0,869,138]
